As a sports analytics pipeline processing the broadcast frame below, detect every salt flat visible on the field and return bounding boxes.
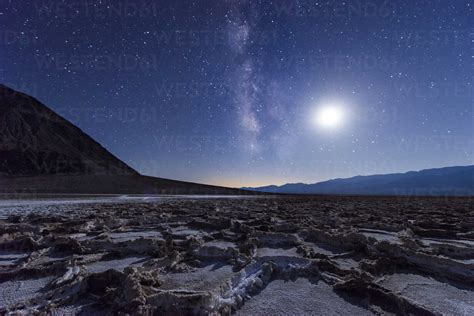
[0,195,472,315]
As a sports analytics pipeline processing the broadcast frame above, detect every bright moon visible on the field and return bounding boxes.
[312,103,346,130]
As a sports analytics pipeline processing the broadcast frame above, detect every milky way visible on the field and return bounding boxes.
[1,0,472,187]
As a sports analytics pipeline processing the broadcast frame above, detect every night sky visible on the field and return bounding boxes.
[1,0,472,187]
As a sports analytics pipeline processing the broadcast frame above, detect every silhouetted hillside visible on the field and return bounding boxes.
[0,84,137,176]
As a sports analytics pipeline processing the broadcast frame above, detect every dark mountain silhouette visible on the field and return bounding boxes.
[0,84,255,195]
[0,84,137,176]
[244,166,474,196]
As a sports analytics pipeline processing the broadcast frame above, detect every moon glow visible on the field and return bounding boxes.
[312,103,346,130]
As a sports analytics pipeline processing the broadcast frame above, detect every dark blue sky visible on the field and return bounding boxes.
[1,0,472,187]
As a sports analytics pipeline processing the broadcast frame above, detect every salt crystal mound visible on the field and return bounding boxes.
[0,195,473,315]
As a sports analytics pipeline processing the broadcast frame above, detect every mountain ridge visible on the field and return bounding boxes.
[243,165,474,196]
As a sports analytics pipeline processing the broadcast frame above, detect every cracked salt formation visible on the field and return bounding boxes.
[237,278,371,315]
[359,228,403,245]
[255,247,301,258]
[0,250,29,267]
[160,263,235,292]
[0,276,54,309]
[107,230,163,243]
[0,195,473,315]
[171,226,204,237]
[85,256,149,274]
[377,272,474,315]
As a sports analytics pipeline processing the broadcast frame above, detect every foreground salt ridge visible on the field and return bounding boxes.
[0,196,473,315]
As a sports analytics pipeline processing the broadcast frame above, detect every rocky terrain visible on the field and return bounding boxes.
[0,195,473,315]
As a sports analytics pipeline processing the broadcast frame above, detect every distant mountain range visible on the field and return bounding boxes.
[0,84,255,195]
[243,165,474,196]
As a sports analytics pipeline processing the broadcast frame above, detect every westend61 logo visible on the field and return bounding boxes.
[396,135,473,153]
[33,54,159,71]
[393,82,472,98]
[273,54,398,72]
[0,30,38,46]
[273,0,397,19]
[34,0,160,18]
[54,106,162,124]
[153,29,277,47]
[155,81,232,99]
[153,135,235,153]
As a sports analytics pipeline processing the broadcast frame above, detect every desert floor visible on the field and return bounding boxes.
[1,195,473,315]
